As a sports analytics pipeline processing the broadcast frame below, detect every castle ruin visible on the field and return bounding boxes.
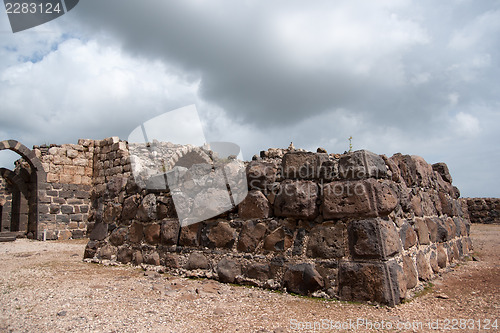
[0,138,481,305]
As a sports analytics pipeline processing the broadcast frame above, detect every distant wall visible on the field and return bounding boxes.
[82,143,472,306]
[464,198,500,224]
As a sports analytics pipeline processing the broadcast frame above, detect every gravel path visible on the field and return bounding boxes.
[0,224,498,333]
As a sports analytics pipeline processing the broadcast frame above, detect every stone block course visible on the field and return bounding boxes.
[322,179,397,219]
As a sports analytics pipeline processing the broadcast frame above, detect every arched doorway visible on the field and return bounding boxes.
[0,140,46,239]
[0,168,30,235]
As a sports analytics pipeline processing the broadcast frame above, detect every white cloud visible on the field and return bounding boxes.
[453,112,481,136]
[448,9,500,50]
[0,37,200,145]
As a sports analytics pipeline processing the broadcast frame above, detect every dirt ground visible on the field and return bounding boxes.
[0,224,498,333]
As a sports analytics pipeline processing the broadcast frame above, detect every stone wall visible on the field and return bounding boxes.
[0,175,13,231]
[0,168,29,234]
[464,198,500,224]
[32,140,95,240]
[83,144,472,306]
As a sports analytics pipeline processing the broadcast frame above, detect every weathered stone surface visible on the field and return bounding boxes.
[98,244,117,260]
[348,219,380,259]
[339,262,399,305]
[414,218,430,245]
[381,154,401,182]
[126,176,140,194]
[160,219,180,245]
[379,219,402,257]
[162,253,179,268]
[292,228,306,256]
[83,240,98,258]
[89,222,107,241]
[391,154,434,188]
[204,222,236,249]
[439,192,454,216]
[429,251,439,273]
[117,246,133,264]
[128,222,143,243]
[245,263,270,281]
[421,192,437,216]
[338,150,387,180]
[144,224,161,245]
[410,194,423,217]
[389,261,407,302]
[185,252,209,270]
[348,218,401,259]
[217,258,241,283]
[109,227,127,246]
[388,182,411,212]
[157,196,177,219]
[425,217,438,243]
[58,230,72,241]
[179,223,200,247]
[306,222,345,258]
[399,222,417,249]
[461,238,470,255]
[71,230,85,239]
[282,152,329,180]
[437,244,448,268]
[283,263,324,295]
[432,162,452,183]
[190,188,233,220]
[322,179,397,219]
[136,193,157,221]
[323,180,372,218]
[238,190,271,219]
[133,251,143,265]
[435,217,452,242]
[445,217,457,239]
[416,252,432,281]
[402,255,418,289]
[121,195,139,221]
[274,180,318,219]
[143,252,160,265]
[246,161,276,190]
[237,221,267,252]
[263,227,292,252]
[106,176,127,196]
[449,242,459,262]
[453,217,467,237]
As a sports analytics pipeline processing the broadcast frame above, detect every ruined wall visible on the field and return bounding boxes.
[0,175,13,231]
[464,198,500,224]
[32,139,94,239]
[0,168,29,234]
[83,142,471,306]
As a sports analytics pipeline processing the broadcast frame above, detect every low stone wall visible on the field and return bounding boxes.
[84,145,472,306]
[465,198,500,224]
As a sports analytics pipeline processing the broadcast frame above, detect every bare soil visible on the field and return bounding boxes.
[0,224,498,333]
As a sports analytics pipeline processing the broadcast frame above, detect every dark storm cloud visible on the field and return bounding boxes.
[1,0,499,196]
[69,0,499,129]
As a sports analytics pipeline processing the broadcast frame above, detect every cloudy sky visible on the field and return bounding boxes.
[0,0,499,197]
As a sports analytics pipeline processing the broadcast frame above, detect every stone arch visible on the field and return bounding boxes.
[174,150,213,169]
[0,140,46,239]
[168,146,212,170]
